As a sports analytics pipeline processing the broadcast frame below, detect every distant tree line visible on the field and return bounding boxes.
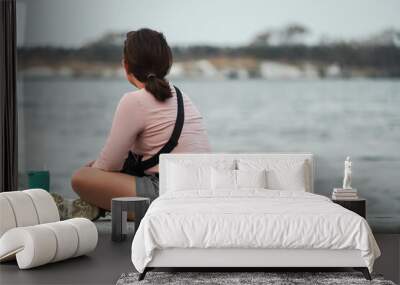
[18,43,400,77]
[174,45,400,76]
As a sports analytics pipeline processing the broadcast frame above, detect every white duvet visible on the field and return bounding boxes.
[131,190,380,273]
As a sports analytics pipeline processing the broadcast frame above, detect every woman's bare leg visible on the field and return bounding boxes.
[71,166,136,210]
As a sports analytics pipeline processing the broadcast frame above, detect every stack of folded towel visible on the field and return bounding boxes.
[332,188,358,200]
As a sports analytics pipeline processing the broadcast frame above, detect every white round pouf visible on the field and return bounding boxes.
[65,218,98,257]
[0,225,57,269]
[42,221,79,262]
[23,189,60,223]
[0,218,98,269]
[0,192,39,227]
[0,196,17,237]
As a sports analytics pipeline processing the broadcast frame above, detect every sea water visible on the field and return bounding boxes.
[17,78,400,231]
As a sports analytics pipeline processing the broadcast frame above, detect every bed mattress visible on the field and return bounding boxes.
[131,190,380,273]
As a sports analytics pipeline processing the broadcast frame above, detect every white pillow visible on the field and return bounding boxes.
[236,169,267,189]
[211,168,268,191]
[167,163,211,191]
[238,159,307,191]
[211,168,236,190]
[165,159,236,193]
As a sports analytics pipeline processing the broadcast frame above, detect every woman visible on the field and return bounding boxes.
[70,28,211,217]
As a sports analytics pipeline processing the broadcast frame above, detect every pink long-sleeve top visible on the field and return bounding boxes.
[93,85,211,174]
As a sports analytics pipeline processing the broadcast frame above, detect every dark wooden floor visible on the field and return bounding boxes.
[0,221,135,285]
[1,221,398,284]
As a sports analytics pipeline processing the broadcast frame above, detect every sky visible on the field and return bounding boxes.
[16,0,400,47]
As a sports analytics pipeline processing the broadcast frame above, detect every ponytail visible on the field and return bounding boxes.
[145,75,172,102]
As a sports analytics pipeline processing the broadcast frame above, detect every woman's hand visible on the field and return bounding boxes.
[85,160,96,167]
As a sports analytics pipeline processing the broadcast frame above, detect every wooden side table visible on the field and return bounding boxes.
[111,197,150,242]
[332,198,366,218]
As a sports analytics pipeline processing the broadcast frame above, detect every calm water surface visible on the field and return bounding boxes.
[17,78,400,231]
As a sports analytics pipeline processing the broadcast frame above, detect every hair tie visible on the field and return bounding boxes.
[147,73,156,80]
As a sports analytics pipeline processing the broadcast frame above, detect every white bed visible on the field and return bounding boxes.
[131,153,380,280]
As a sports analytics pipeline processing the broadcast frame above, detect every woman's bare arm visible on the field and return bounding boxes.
[93,93,144,171]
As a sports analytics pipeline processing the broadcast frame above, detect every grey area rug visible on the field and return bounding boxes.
[116,272,395,285]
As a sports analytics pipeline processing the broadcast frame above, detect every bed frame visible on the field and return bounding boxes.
[140,248,370,280]
[139,153,372,281]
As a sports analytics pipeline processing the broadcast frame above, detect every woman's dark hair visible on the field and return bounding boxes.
[123,28,173,101]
